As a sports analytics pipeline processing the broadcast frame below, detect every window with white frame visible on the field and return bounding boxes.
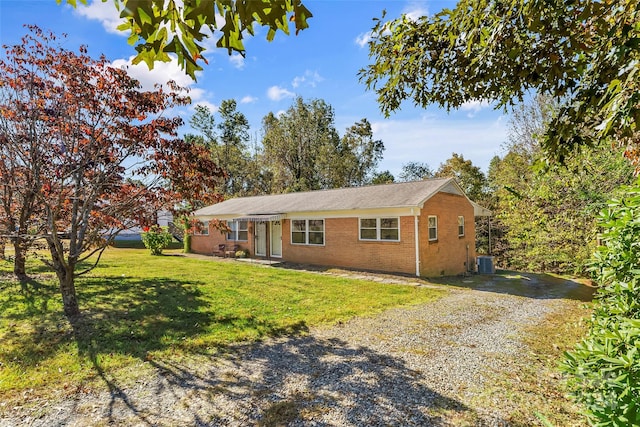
[226,220,248,241]
[428,216,437,241]
[359,217,399,241]
[194,220,209,235]
[458,216,465,237]
[291,219,324,245]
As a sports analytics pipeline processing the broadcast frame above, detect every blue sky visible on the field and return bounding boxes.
[0,0,508,177]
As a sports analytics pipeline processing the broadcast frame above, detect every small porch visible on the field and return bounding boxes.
[230,214,284,260]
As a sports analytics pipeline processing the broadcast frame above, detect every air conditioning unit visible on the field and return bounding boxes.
[477,256,495,274]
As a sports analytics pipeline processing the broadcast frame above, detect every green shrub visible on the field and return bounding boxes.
[140,225,173,256]
[562,180,640,426]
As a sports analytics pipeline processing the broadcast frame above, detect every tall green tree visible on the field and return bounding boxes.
[59,0,313,79]
[261,97,339,192]
[261,97,384,192]
[371,170,395,185]
[398,161,432,182]
[488,96,634,273]
[360,0,639,165]
[189,101,253,196]
[330,119,384,188]
[434,153,487,201]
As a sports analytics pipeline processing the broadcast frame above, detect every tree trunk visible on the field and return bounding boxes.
[0,239,5,260]
[57,267,80,317]
[47,236,80,317]
[13,239,27,280]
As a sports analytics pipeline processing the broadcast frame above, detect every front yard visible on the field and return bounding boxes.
[0,248,592,425]
[0,248,443,409]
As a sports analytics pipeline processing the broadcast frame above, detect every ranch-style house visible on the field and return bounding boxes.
[190,178,490,277]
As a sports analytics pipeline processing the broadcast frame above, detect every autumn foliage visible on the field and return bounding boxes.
[0,26,223,316]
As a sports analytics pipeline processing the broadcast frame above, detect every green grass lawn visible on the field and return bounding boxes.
[0,248,444,405]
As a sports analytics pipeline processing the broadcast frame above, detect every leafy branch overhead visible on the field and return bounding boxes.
[58,0,313,80]
[360,0,639,165]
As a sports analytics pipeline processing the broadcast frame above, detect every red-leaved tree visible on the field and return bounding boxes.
[0,26,223,316]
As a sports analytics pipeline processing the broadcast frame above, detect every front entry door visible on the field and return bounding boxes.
[255,221,267,256]
[270,220,282,258]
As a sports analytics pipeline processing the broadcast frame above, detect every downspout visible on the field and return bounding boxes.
[414,212,420,277]
[466,244,470,274]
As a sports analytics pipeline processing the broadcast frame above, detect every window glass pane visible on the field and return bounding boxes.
[308,220,324,231]
[292,232,306,244]
[360,229,377,240]
[292,220,307,232]
[380,218,398,228]
[238,230,248,241]
[238,220,248,231]
[308,231,324,245]
[381,229,399,240]
[360,218,376,228]
[200,221,209,235]
[429,229,437,240]
[428,216,436,227]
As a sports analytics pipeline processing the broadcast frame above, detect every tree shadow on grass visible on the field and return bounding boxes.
[3,273,510,426]
[1,273,317,426]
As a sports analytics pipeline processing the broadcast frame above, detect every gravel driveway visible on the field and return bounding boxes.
[1,271,592,427]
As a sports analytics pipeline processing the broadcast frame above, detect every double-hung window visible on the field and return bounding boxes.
[458,216,465,237]
[428,216,438,241]
[226,220,248,241]
[291,219,324,245]
[359,217,399,241]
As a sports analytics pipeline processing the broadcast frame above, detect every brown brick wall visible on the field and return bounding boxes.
[190,221,252,256]
[190,192,477,277]
[418,192,476,277]
[280,217,417,275]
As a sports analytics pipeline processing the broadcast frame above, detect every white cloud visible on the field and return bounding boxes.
[403,2,429,21]
[191,101,219,114]
[240,95,258,104]
[73,0,126,35]
[267,86,295,101]
[111,56,196,93]
[229,53,245,69]
[371,115,507,176]
[460,99,492,117]
[110,55,209,117]
[355,32,372,48]
[291,70,323,88]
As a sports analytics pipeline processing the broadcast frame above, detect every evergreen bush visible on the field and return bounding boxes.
[563,180,640,426]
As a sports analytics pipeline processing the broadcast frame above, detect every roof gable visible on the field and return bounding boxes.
[193,178,466,217]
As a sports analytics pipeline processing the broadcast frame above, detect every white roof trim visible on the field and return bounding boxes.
[233,214,285,222]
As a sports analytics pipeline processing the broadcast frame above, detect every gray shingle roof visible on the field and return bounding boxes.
[193,178,464,217]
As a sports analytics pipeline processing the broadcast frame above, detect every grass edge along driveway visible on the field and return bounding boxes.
[0,248,444,407]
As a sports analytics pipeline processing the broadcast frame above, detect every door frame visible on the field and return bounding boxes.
[270,220,282,258]
[254,221,267,256]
